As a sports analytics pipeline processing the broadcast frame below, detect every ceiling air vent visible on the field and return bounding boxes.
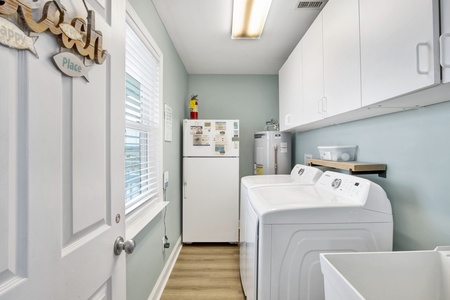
[297,0,328,9]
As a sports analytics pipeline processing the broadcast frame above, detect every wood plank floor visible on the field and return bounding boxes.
[161,244,245,300]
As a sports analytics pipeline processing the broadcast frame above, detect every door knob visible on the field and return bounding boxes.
[114,236,136,255]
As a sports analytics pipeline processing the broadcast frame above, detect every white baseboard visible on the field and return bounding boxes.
[148,236,182,300]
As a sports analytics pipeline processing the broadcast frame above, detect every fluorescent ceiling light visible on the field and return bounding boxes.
[232,0,273,39]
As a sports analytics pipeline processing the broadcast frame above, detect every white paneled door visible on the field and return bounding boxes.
[0,0,126,299]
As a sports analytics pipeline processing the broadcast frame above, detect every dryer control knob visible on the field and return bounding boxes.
[331,178,342,189]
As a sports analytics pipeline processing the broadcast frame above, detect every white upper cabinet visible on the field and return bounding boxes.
[278,0,450,132]
[301,0,361,124]
[360,0,440,106]
[302,13,325,124]
[279,41,303,131]
[322,0,361,116]
[441,0,450,83]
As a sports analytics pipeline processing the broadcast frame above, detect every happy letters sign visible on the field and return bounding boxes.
[0,0,108,80]
[0,15,39,56]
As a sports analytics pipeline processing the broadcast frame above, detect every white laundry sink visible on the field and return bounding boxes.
[320,246,450,300]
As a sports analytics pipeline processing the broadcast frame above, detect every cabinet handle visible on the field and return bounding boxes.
[440,33,450,68]
[322,97,327,113]
[183,182,187,199]
[285,114,291,126]
[416,42,430,74]
[318,97,327,115]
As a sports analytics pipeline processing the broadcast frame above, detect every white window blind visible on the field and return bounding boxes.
[125,21,161,214]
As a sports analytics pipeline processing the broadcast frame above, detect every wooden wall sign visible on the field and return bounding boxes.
[53,52,90,81]
[19,0,46,10]
[0,0,108,80]
[0,16,39,57]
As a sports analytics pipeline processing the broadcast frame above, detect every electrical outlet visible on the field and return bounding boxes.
[162,235,170,253]
[304,154,312,165]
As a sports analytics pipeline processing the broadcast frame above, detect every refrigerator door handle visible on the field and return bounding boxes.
[183,181,187,199]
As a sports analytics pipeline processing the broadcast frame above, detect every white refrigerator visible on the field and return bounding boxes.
[182,119,239,243]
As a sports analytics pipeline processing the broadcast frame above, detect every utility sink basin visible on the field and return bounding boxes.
[320,246,450,300]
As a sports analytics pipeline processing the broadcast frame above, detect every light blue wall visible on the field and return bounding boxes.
[123,4,279,298]
[188,75,279,179]
[294,101,450,251]
[123,1,450,296]
[126,1,187,299]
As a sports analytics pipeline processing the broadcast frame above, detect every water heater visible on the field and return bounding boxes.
[253,131,291,175]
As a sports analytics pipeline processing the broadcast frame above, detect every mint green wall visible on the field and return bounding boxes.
[294,101,450,251]
[188,75,279,179]
[123,4,279,298]
[126,1,187,299]
[121,1,450,293]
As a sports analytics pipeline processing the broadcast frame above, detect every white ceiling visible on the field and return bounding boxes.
[152,0,322,75]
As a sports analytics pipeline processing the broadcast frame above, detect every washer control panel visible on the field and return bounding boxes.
[290,164,323,183]
[315,171,370,204]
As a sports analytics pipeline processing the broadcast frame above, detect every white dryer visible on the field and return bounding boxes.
[240,165,323,297]
[246,171,393,300]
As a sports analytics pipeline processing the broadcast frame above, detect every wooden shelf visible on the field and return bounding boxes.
[307,159,387,178]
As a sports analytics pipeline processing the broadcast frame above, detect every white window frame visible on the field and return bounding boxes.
[125,2,167,239]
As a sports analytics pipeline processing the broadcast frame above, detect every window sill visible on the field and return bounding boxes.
[126,200,169,239]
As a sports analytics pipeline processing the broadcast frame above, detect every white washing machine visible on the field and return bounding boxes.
[240,165,323,297]
[246,171,393,300]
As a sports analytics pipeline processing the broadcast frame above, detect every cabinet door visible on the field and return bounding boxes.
[323,0,361,116]
[279,42,303,131]
[302,13,325,124]
[360,0,440,106]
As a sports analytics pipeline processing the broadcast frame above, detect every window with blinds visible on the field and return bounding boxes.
[125,21,161,214]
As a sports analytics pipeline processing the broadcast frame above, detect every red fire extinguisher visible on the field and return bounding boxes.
[189,94,199,119]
